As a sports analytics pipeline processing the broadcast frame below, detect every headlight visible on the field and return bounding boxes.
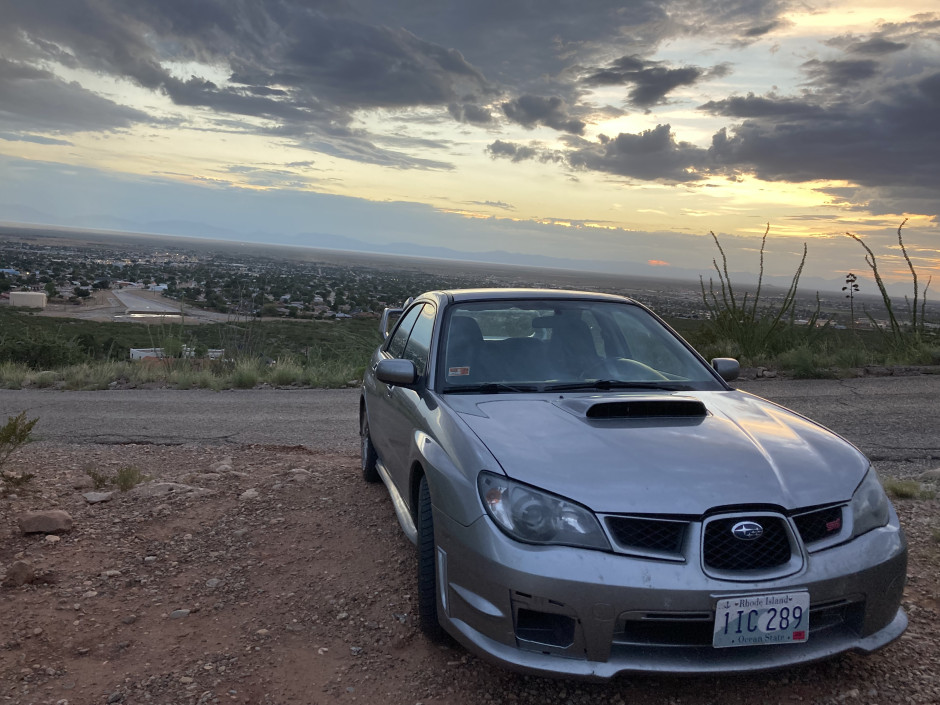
[850,469,891,538]
[477,471,610,550]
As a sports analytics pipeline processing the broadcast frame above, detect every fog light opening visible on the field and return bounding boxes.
[515,608,576,648]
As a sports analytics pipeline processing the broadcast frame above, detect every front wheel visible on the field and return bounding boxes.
[360,413,380,483]
[417,475,444,640]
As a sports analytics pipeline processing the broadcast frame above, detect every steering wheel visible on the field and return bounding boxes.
[580,357,670,381]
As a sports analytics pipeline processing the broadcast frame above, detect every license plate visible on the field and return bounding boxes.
[713,591,809,648]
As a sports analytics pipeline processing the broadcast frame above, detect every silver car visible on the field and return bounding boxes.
[359,288,907,679]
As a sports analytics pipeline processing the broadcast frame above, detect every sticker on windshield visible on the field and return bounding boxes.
[448,366,470,376]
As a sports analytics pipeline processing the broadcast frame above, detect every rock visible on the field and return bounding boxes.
[45,535,61,544]
[83,491,114,504]
[239,488,260,501]
[209,457,234,473]
[122,615,137,624]
[920,468,940,481]
[71,476,95,490]
[192,473,222,482]
[169,609,190,619]
[2,560,36,587]
[107,692,124,703]
[130,482,211,498]
[206,578,223,589]
[17,510,73,534]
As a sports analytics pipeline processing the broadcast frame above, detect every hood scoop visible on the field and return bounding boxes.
[572,396,708,419]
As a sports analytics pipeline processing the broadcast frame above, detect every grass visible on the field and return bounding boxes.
[882,477,937,500]
[0,307,380,389]
[84,463,148,492]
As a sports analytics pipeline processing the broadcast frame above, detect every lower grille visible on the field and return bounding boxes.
[613,600,863,648]
[703,516,791,571]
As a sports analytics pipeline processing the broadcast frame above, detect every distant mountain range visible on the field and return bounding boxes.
[0,207,898,297]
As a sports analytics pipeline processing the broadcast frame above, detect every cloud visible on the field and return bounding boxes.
[566,126,707,181]
[581,56,729,108]
[800,59,879,87]
[486,140,541,163]
[0,132,73,146]
[489,124,707,182]
[0,58,150,133]
[501,95,585,135]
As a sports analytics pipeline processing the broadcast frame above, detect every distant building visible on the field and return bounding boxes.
[0,268,20,275]
[10,291,47,309]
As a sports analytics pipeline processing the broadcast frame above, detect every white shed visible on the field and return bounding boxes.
[10,291,47,309]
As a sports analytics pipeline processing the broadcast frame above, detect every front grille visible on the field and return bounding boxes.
[703,516,791,571]
[605,517,686,555]
[794,506,844,545]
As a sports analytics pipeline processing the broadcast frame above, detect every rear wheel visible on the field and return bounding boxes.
[360,413,380,483]
[417,475,444,640]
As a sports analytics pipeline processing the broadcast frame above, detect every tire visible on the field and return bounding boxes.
[360,412,380,483]
[417,475,444,640]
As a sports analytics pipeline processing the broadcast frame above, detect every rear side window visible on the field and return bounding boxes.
[402,304,435,376]
[386,304,423,359]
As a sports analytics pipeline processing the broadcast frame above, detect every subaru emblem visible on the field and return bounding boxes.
[731,521,764,541]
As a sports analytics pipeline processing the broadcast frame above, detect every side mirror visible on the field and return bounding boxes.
[378,307,403,340]
[711,358,740,382]
[376,358,418,386]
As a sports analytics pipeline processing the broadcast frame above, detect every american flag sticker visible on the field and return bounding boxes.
[448,366,470,376]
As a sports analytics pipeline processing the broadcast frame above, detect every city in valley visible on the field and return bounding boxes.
[1,224,901,328]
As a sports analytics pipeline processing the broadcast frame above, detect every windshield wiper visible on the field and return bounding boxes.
[542,380,695,392]
[442,382,540,394]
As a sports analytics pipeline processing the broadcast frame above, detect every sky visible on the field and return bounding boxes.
[1,0,938,292]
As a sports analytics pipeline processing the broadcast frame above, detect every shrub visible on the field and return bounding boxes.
[881,477,935,500]
[115,466,147,492]
[699,225,821,362]
[0,411,39,490]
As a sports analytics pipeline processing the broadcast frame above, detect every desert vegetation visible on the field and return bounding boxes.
[696,222,939,377]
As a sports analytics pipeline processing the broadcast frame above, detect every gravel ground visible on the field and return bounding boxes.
[1,439,939,705]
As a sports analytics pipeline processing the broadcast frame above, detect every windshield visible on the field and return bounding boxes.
[437,299,724,393]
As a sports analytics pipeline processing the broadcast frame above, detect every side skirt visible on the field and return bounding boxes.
[376,459,418,544]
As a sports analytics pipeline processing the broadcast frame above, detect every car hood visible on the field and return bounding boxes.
[447,390,869,515]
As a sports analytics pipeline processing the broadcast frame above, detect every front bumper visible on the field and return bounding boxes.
[432,508,907,679]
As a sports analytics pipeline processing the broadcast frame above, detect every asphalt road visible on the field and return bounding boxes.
[0,376,937,475]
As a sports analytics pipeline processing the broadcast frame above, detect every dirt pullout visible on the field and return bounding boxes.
[1,443,939,705]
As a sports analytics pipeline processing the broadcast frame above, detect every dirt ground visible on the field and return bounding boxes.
[1,443,939,705]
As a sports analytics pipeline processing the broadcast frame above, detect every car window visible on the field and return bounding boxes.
[438,299,722,391]
[402,304,435,376]
[386,304,423,359]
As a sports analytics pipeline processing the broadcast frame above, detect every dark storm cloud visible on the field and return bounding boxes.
[489,125,707,182]
[0,0,494,167]
[0,58,150,133]
[801,59,879,86]
[844,38,909,55]
[486,140,541,163]
[705,70,940,196]
[700,93,827,119]
[565,125,707,181]
[501,95,585,135]
[447,103,493,124]
[582,56,729,108]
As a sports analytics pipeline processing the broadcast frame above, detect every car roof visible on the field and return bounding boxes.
[415,288,637,306]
